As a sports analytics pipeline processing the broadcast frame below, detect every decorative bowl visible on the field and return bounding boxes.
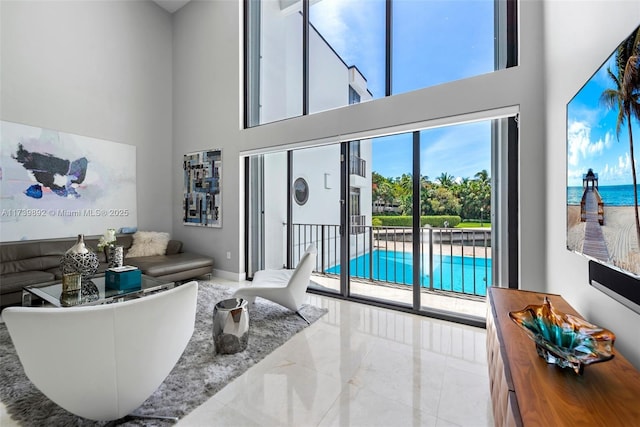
[509,297,615,375]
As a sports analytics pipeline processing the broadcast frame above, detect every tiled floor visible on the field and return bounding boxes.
[0,278,494,427]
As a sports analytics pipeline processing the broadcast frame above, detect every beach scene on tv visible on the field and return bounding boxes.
[567,25,640,276]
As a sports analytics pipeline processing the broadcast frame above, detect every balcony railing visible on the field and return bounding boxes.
[349,154,366,177]
[290,223,491,298]
[350,215,366,234]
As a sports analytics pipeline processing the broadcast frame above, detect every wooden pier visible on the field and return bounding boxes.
[581,187,609,261]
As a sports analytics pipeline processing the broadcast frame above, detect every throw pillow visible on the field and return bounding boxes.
[125,231,170,258]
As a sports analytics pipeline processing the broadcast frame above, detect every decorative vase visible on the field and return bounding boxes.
[60,234,99,280]
[107,245,124,268]
[80,280,100,304]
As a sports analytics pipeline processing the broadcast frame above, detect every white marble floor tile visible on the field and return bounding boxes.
[221,361,344,427]
[317,383,438,427]
[283,326,374,382]
[178,397,262,427]
[349,340,447,417]
[436,365,493,427]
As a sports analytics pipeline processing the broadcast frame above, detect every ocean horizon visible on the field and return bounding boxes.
[567,184,639,206]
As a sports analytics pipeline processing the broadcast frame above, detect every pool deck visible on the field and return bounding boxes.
[310,274,487,319]
[373,239,492,258]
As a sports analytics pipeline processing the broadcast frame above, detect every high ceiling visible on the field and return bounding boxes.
[152,0,191,14]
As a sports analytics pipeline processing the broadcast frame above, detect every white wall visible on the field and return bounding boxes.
[172,0,245,280]
[544,0,640,368]
[292,145,341,226]
[0,0,173,234]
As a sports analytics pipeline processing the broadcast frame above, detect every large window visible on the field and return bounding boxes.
[392,0,495,94]
[245,0,517,127]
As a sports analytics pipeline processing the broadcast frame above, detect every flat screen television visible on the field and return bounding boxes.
[566,24,640,314]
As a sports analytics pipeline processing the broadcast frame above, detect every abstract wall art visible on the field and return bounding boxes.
[0,120,137,242]
[183,149,221,228]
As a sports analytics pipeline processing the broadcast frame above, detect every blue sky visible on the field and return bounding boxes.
[567,52,639,187]
[369,122,491,181]
[310,0,494,181]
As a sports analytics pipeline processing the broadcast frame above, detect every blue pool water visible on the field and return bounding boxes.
[325,250,491,296]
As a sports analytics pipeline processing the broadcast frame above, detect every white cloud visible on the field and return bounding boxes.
[309,0,349,57]
[619,152,631,170]
[600,152,632,182]
[567,120,612,166]
[567,168,583,183]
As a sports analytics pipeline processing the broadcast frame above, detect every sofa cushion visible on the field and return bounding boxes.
[1,242,40,262]
[166,240,183,255]
[125,231,171,258]
[127,253,213,277]
[1,256,62,275]
[1,271,56,294]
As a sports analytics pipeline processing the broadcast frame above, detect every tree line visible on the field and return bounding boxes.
[372,169,491,221]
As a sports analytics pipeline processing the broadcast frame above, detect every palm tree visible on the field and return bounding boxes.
[436,172,455,188]
[601,27,640,247]
[474,169,490,184]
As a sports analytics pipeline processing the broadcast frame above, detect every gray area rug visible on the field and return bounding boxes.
[0,281,328,426]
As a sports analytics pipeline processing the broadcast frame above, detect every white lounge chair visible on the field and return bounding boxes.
[234,244,317,323]
[2,281,198,423]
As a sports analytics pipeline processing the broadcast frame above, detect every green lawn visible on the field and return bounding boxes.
[456,222,491,228]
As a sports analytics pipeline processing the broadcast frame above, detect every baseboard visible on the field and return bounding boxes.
[211,269,247,282]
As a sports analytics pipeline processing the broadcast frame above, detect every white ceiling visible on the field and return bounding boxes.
[152,0,192,14]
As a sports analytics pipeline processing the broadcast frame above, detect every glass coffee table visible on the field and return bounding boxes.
[22,275,175,307]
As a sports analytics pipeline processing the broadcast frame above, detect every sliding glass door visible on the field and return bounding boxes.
[246,115,516,324]
[246,152,288,277]
[348,133,415,307]
[418,122,493,319]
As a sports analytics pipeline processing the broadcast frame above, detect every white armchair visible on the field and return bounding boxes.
[234,244,317,323]
[2,281,198,422]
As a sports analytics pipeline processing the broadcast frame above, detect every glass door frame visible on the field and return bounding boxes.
[244,116,518,328]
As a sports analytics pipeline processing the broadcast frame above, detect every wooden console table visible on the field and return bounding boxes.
[487,287,640,427]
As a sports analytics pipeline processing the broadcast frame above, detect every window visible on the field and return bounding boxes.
[392,0,496,94]
[349,140,365,177]
[293,177,309,205]
[350,187,360,216]
[245,0,517,127]
[349,86,361,105]
[350,186,364,234]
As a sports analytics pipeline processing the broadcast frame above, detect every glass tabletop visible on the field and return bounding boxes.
[22,275,174,307]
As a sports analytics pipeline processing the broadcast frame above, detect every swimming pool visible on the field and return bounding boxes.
[325,250,491,296]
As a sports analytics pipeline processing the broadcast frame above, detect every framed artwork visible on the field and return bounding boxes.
[0,120,137,242]
[183,149,221,228]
